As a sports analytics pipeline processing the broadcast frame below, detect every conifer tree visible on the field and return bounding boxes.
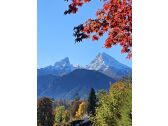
[87,88,97,116]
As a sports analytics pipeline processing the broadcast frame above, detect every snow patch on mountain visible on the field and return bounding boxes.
[86,52,128,70]
[38,52,131,79]
[38,57,81,76]
[86,52,132,80]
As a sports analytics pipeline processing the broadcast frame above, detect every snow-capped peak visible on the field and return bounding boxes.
[86,52,131,80]
[86,52,129,70]
[96,52,119,65]
[38,53,131,79]
[54,57,71,68]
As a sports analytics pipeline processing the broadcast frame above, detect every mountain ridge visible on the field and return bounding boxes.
[38,57,78,76]
[38,52,131,79]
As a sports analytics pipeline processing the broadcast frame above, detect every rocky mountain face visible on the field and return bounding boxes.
[86,53,132,80]
[38,57,77,76]
[37,53,132,99]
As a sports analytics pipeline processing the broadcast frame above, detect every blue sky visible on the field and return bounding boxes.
[38,0,132,68]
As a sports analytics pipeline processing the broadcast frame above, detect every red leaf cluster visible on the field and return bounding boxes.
[92,35,99,41]
[64,0,91,14]
[65,0,132,58]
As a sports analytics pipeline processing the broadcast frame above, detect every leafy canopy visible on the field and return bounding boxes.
[37,97,54,126]
[91,79,132,126]
[64,0,132,58]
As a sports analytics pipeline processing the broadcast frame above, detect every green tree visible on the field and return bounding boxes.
[37,97,54,126]
[54,106,65,123]
[87,88,97,116]
[92,80,132,126]
[97,89,107,102]
[54,106,70,125]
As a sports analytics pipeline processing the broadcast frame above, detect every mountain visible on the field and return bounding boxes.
[37,53,131,99]
[38,69,116,99]
[38,57,80,76]
[38,53,131,80]
[86,53,132,80]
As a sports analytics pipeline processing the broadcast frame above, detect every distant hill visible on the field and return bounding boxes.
[38,69,116,99]
[37,74,59,96]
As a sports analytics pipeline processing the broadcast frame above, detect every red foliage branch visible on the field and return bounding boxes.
[64,0,132,58]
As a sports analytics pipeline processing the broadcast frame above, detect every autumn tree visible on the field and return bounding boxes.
[87,88,97,116]
[70,100,81,118]
[37,97,54,126]
[75,102,87,119]
[92,79,132,126]
[64,0,132,58]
